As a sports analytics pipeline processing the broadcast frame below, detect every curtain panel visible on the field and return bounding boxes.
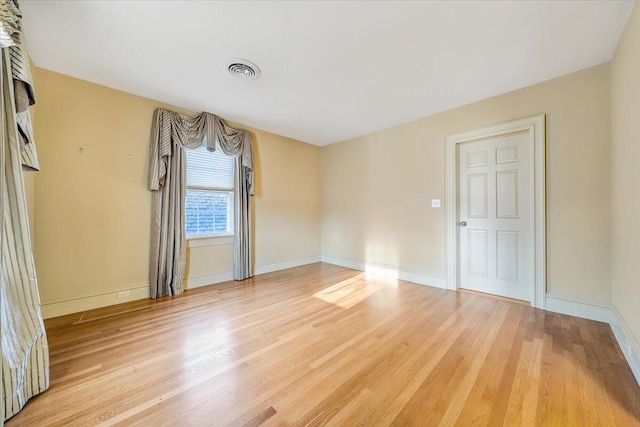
[148,109,254,299]
[1,1,49,424]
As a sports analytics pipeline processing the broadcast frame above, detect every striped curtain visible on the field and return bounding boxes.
[215,118,254,280]
[148,109,254,299]
[1,1,49,424]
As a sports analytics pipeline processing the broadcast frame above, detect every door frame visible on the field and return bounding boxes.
[444,114,546,308]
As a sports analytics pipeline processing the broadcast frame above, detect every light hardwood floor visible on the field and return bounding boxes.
[6,263,640,426]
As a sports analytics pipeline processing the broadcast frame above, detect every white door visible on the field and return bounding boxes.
[458,131,532,302]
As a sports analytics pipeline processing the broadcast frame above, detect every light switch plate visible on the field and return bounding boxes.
[431,199,441,208]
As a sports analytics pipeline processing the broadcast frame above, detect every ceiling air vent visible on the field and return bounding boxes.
[226,59,261,81]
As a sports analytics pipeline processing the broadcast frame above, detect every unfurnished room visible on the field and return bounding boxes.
[1,1,639,426]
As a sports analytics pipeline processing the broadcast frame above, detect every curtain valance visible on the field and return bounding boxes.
[147,108,255,299]
[0,0,38,172]
[0,0,20,48]
[148,108,253,194]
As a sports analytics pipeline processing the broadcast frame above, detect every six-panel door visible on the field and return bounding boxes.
[458,132,532,302]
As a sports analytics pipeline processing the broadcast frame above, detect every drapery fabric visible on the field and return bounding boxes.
[215,118,254,281]
[0,41,5,427]
[0,0,37,172]
[148,109,254,298]
[0,0,18,50]
[1,1,49,423]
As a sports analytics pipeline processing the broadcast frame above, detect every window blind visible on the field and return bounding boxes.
[186,145,235,189]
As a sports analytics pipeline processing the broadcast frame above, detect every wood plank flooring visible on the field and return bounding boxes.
[6,262,640,426]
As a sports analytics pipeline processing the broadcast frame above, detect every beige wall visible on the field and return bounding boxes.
[244,125,322,268]
[29,53,619,315]
[322,63,612,305]
[32,68,321,309]
[611,3,640,344]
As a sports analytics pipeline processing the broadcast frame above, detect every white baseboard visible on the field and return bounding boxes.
[321,255,447,289]
[255,256,321,275]
[186,257,321,288]
[320,258,640,388]
[184,271,234,289]
[544,293,612,323]
[38,257,640,389]
[41,256,322,319]
[41,284,150,319]
[541,294,640,387]
[610,304,640,386]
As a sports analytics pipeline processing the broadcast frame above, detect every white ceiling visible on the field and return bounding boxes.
[21,1,634,146]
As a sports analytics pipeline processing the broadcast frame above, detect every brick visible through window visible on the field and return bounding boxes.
[185,146,235,237]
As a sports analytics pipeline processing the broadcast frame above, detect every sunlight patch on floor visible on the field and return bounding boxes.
[314,273,385,309]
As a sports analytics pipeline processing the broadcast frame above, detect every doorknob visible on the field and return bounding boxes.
[459,221,467,227]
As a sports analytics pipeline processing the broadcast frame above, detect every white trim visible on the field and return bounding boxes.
[186,257,322,288]
[40,256,322,319]
[39,260,640,388]
[544,293,611,323]
[321,255,447,289]
[39,256,322,319]
[40,284,150,319]
[610,304,640,386]
[445,114,546,308]
[255,256,321,275]
[183,271,234,289]
[544,296,640,387]
[187,235,234,248]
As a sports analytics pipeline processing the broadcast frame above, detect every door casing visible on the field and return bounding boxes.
[445,115,546,308]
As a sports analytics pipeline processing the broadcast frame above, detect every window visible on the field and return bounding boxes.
[185,145,235,237]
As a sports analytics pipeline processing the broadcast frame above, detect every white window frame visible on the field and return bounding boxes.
[185,148,235,244]
[185,186,234,239]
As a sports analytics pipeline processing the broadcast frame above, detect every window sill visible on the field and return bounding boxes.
[187,234,234,248]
